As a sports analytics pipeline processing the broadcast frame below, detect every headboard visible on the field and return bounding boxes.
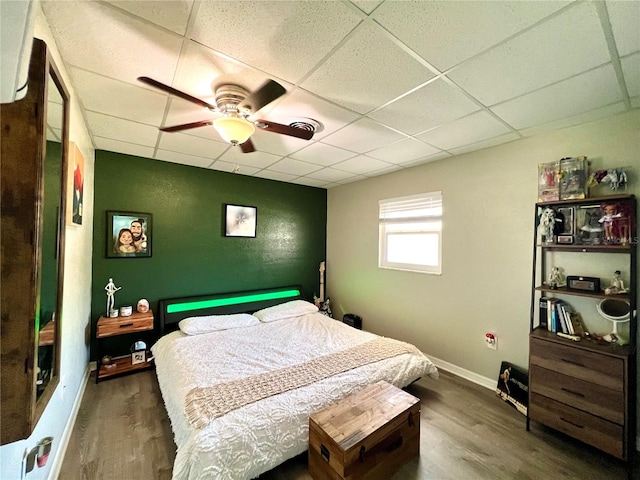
[157,285,304,336]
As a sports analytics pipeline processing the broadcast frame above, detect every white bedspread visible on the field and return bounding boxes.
[151,312,438,480]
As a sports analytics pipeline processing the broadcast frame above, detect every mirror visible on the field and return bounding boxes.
[0,39,69,444]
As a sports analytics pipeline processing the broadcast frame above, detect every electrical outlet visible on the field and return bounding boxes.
[485,332,498,350]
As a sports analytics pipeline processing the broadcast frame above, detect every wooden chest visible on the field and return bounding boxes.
[309,381,420,480]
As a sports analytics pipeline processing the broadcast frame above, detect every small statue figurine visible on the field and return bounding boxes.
[105,277,121,316]
[548,267,566,289]
[538,207,556,244]
[605,270,628,295]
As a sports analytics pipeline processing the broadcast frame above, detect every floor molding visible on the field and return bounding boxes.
[49,364,91,480]
[428,354,496,391]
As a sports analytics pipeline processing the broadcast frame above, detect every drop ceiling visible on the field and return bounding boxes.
[41,0,639,189]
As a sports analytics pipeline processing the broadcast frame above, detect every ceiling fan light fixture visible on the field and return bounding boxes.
[213,116,255,145]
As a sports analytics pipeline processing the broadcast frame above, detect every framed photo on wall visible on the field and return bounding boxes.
[224,204,257,238]
[106,211,152,258]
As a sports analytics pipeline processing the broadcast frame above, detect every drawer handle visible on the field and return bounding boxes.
[119,323,134,328]
[560,358,584,368]
[560,417,584,429]
[320,444,330,462]
[561,387,585,398]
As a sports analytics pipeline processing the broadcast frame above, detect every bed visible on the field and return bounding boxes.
[151,286,438,480]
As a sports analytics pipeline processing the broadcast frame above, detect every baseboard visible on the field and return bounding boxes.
[48,364,91,480]
[428,355,496,391]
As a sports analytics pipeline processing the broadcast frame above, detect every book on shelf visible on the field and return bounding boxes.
[539,297,549,330]
[560,303,574,335]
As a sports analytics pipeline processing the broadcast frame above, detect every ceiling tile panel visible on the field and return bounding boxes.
[300,22,435,114]
[449,132,520,156]
[94,137,155,159]
[71,68,168,125]
[192,1,362,84]
[368,78,481,134]
[449,2,611,106]
[491,65,622,129]
[86,111,160,147]
[372,0,570,71]
[217,149,282,170]
[104,0,194,35]
[306,167,360,183]
[254,170,298,183]
[263,90,359,140]
[606,0,640,57]
[154,149,214,168]
[321,118,406,152]
[290,142,357,166]
[266,158,323,176]
[209,160,259,175]
[366,138,442,164]
[621,53,640,98]
[41,0,182,84]
[291,177,330,188]
[349,1,383,15]
[243,129,313,157]
[416,111,512,151]
[332,155,393,175]
[158,131,228,159]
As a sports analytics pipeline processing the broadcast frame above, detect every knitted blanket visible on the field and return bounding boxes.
[184,337,418,428]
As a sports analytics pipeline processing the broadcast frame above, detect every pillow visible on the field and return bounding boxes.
[253,300,318,323]
[178,313,260,335]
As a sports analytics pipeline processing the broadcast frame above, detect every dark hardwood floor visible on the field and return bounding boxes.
[59,369,637,479]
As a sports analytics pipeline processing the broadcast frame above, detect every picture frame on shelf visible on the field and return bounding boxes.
[106,211,152,258]
[131,351,146,365]
[556,206,575,235]
[224,204,257,238]
[537,161,560,202]
[559,156,588,200]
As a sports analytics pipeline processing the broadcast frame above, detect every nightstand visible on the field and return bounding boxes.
[95,310,154,383]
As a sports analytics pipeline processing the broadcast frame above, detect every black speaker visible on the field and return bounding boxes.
[343,313,362,330]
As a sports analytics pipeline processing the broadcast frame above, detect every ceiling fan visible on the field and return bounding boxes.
[138,77,316,153]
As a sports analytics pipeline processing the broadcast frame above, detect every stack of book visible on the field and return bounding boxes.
[539,297,586,340]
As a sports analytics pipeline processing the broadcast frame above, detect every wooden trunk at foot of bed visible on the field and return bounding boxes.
[308,381,420,480]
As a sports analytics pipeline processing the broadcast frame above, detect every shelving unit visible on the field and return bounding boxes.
[528,194,636,462]
[95,310,154,383]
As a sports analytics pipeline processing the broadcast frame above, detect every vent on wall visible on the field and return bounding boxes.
[0,0,35,104]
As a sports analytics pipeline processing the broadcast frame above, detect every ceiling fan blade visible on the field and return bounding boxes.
[239,80,286,113]
[138,76,217,110]
[255,119,314,140]
[240,138,256,153]
[160,120,214,132]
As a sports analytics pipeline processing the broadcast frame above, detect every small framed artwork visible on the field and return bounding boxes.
[106,211,152,258]
[131,351,146,365]
[67,142,85,226]
[224,204,257,238]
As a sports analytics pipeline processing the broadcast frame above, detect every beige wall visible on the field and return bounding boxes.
[0,5,96,479]
[327,109,640,385]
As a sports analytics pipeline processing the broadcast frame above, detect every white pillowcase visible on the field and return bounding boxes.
[253,300,318,323]
[178,313,260,335]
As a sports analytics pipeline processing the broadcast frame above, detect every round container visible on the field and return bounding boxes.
[120,306,133,317]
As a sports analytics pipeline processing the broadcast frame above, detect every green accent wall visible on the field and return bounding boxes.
[91,151,326,358]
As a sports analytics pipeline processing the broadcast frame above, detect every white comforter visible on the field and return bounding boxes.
[151,312,438,480]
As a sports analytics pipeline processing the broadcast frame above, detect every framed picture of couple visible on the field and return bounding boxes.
[106,211,152,258]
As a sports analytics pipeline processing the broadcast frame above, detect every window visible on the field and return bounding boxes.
[379,191,442,274]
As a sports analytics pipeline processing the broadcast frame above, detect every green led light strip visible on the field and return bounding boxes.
[166,288,301,314]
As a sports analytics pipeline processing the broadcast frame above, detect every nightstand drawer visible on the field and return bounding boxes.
[530,365,624,424]
[530,393,624,459]
[530,338,623,391]
[97,311,153,338]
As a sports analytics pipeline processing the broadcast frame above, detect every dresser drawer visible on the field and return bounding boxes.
[530,365,624,424]
[529,338,623,391]
[530,393,624,459]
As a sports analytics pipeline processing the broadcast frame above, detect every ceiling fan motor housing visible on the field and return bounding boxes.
[214,84,250,116]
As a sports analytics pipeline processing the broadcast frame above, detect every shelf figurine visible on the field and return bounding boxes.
[547,266,566,289]
[538,207,557,244]
[604,270,628,295]
[105,277,121,317]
